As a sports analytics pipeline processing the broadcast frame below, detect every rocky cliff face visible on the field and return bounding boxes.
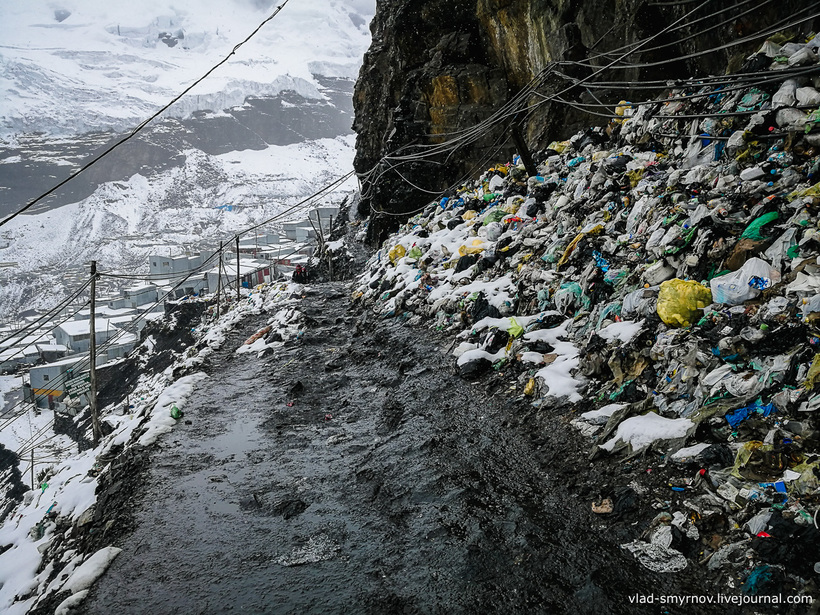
[354,0,818,242]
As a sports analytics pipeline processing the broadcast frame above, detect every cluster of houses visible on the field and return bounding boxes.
[0,206,337,412]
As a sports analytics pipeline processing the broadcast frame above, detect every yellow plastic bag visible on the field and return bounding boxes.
[614,100,633,123]
[731,441,766,478]
[788,182,820,202]
[547,140,571,153]
[556,224,604,269]
[462,210,477,221]
[656,279,712,327]
[458,239,486,256]
[626,168,645,188]
[524,378,536,396]
[804,354,820,390]
[388,244,406,264]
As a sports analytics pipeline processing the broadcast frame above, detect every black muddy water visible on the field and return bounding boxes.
[80,283,706,614]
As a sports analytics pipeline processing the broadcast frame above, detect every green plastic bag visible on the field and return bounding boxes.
[507,317,524,338]
[170,404,182,420]
[740,211,779,240]
[483,209,507,225]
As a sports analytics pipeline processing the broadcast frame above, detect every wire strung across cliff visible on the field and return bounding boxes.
[357,0,714,207]
[0,279,92,351]
[559,3,820,73]
[545,65,820,114]
[583,0,771,63]
[357,0,820,209]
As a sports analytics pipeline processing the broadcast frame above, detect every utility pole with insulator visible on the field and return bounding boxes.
[89,261,102,446]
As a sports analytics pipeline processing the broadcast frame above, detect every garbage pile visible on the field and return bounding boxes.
[355,35,820,597]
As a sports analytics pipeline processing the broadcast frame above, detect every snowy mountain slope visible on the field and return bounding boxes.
[0,135,359,319]
[0,0,374,136]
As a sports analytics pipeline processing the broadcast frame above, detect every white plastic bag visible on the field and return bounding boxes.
[710,257,781,305]
[772,80,798,109]
[797,87,820,106]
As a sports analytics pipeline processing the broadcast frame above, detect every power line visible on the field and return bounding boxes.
[1,168,355,438]
[0,0,292,228]
[357,0,713,205]
[0,279,92,349]
[559,4,820,73]
[586,0,770,63]
[0,299,92,368]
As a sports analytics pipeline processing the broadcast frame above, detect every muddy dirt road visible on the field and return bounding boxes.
[80,282,706,614]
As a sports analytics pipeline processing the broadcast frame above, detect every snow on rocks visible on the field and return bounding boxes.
[60,546,121,594]
[137,372,208,446]
[599,413,695,455]
[235,305,304,357]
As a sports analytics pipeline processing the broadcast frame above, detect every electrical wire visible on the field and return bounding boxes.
[0,279,92,350]
[586,0,815,66]
[560,5,820,72]
[0,299,91,367]
[587,0,770,63]
[369,116,517,218]
[0,0,292,228]
[543,64,820,119]
[563,64,820,92]
[361,0,709,187]
[3,247,224,441]
[7,178,347,449]
[356,0,712,204]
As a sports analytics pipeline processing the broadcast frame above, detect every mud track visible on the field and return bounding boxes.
[80,282,714,614]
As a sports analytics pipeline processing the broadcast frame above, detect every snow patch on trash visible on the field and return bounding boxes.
[598,320,644,344]
[580,403,627,425]
[600,413,695,454]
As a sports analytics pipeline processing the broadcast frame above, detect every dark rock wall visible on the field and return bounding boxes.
[354,0,819,242]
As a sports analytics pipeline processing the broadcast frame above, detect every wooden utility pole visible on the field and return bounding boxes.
[216,242,223,320]
[30,449,34,489]
[316,212,326,246]
[325,216,333,282]
[235,235,241,301]
[89,261,102,446]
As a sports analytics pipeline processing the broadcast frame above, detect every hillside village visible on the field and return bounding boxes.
[0,206,337,418]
